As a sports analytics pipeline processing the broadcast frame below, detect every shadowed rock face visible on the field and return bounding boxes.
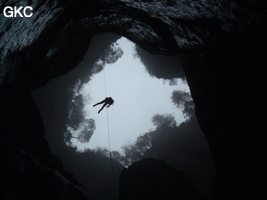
[1,0,265,88]
[119,158,201,200]
[1,0,267,199]
[0,91,87,200]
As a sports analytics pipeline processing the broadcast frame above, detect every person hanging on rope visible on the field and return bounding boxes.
[93,97,114,113]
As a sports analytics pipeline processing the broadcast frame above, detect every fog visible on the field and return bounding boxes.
[31,33,216,199]
[70,37,189,152]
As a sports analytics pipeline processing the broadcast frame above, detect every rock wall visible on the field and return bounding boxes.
[182,28,267,199]
[119,158,201,200]
[0,88,86,199]
[1,0,267,199]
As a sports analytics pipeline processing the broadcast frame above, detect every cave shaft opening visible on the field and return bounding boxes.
[31,33,216,195]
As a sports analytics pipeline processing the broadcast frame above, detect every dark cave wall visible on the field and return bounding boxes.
[182,30,267,199]
[119,159,201,200]
[1,0,267,199]
[0,90,87,200]
[2,0,265,90]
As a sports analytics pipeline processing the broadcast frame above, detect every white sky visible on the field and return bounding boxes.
[71,37,190,152]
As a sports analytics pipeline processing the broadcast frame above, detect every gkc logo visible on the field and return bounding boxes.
[3,6,33,18]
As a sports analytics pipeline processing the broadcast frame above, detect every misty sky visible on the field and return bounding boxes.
[71,37,190,152]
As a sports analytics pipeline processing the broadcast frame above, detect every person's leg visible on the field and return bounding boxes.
[93,100,105,107]
[98,103,107,113]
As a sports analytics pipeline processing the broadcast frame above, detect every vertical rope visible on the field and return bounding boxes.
[103,67,107,97]
[103,68,117,200]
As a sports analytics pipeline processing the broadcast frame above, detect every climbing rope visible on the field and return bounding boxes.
[103,67,108,98]
[103,68,117,200]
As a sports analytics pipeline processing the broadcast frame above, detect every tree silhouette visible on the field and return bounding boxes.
[168,78,178,86]
[135,134,152,154]
[64,40,123,145]
[120,143,142,166]
[65,119,96,144]
[94,147,110,157]
[111,150,124,162]
[68,94,85,129]
[92,42,123,75]
[96,133,153,167]
[74,119,96,143]
[171,90,195,119]
[66,93,96,144]
[103,114,177,167]
[152,113,177,128]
